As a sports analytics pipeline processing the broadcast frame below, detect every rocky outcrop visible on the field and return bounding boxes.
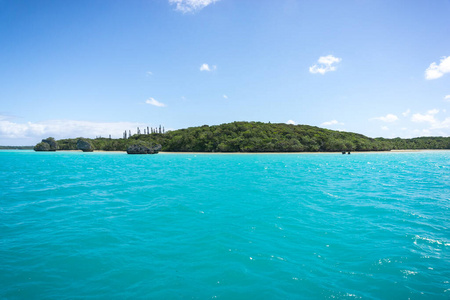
[34,142,51,151]
[34,137,58,151]
[127,143,161,154]
[77,139,94,152]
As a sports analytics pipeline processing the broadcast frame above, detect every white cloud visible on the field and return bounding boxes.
[381,126,389,131]
[146,71,153,76]
[425,56,450,80]
[309,55,342,75]
[286,120,297,125]
[411,113,434,123]
[145,97,166,107]
[444,95,450,101]
[411,110,438,124]
[321,120,344,126]
[0,119,149,145]
[409,109,450,130]
[200,63,216,72]
[371,114,398,122]
[402,109,411,117]
[318,55,341,65]
[437,117,450,129]
[169,0,219,13]
[223,95,228,99]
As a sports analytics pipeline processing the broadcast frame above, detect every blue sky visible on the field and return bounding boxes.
[1,0,450,145]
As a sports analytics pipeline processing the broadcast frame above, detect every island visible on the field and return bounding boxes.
[31,121,450,153]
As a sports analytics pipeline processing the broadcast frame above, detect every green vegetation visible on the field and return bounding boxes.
[379,137,450,150]
[52,121,450,152]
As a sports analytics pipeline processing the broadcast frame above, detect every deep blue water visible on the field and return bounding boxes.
[1,150,449,299]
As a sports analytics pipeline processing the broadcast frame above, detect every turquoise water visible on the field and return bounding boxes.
[1,150,449,299]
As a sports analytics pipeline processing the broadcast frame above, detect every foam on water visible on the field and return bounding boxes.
[1,150,449,298]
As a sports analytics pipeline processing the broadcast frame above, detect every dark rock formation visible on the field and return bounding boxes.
[127,143,161,154]
[77,139,94,152]
[34,142,51,151]
[34,137,58,151]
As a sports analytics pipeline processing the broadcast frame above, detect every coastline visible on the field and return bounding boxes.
[160,149,450,154]
[21,149,450,154]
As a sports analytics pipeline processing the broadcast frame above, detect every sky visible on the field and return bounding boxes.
[1,0,450,145]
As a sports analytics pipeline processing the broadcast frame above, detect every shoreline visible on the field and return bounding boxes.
[101,149,449,154]
[9,149,449,154]
[160,149,450,154]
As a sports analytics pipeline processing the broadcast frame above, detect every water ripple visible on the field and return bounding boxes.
[1,151,449,298]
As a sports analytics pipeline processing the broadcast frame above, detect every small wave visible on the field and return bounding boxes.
[414,235,450,247]
[401,270,418,276]
[377,258,391,265]
[268,254,288,262]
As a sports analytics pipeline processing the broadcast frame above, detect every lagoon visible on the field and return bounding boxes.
[1,150,449,298]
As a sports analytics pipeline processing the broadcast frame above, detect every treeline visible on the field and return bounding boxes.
[379,137,450,150]
[53,121,450,152]
[57,137,155,152]
[156,122,390,152]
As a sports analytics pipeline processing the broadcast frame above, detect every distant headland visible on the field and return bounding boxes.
[28,121,450,153]
[0,146,34,150]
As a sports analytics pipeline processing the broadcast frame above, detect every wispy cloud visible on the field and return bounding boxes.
[411,109,439,124]
[146,71,153,76]
[223,94,228,99]
[309,55,342,75]
[410,109,450,131]
[444,95,450,101]
[428,109,439,115]
[169,0,219,13]
[0,114,14,121]
[200,63,216,72]
[286,120,297,125]
[321,120,344,126]
[371,114,398,122]
[145,97,166,107]
[402,109,411,117]
[0,119,148,145]
[425,56,450,80]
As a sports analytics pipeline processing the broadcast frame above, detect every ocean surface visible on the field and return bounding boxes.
[1,150,449,299]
